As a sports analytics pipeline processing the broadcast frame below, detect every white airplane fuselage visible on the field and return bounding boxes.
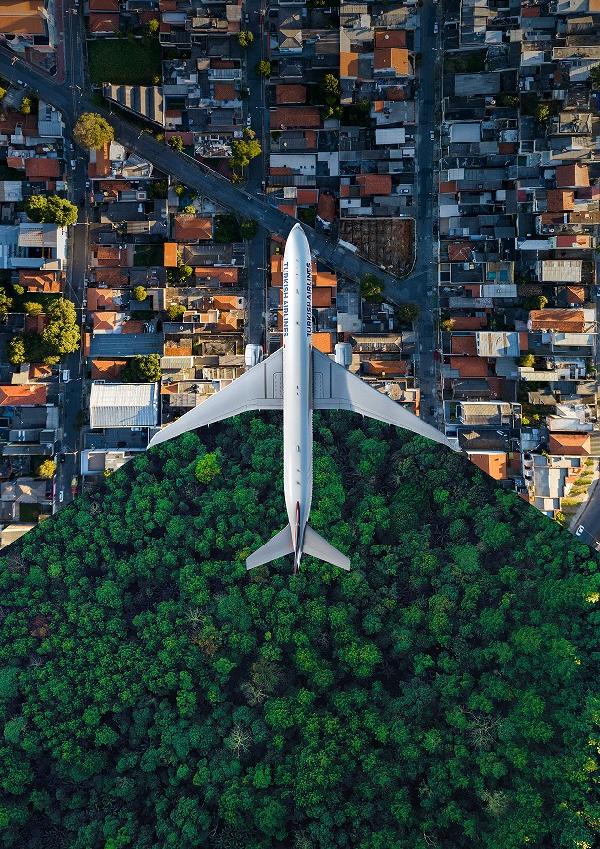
[282,225,313,571]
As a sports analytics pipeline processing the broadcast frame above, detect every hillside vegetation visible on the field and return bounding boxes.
[0,414,598,849]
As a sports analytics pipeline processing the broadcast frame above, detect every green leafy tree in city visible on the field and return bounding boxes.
[74,112,114,149]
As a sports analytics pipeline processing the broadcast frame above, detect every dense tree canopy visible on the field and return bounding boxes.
[0,415,598,849]
[25,195,78,227]
[73,113,114,150]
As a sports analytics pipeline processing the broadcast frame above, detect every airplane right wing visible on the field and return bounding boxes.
[148,347,283,449]
[311,348,454,451]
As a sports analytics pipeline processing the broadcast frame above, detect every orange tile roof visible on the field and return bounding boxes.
[304,130,317,149]
[277,203,297,217]
[275,84,307,104]
[212,295,244,310]
[214,82,236,101]
[566,285,586,304]
[374,48,411,75]
[0,0,46,35]
[340,52,359,77]
[174,215,213,241]
[297,188,318,204]
[384,86,406,101]
[312,332,334,354]
[89,13,119,32]
[91,359,127,380]
[448,241,474,262]
[270,107,321,130]
[0,384,47,406]
[450,315,488,330]
[363,360,409,376]
[6,156,25,170]
[94,268,129,286]
[547,189,574,212]
[87,288,121,312]
[519,331,529,351]
[528,308,586,332]
[28,364,52,380]
[19,271,62,293]
[89,144,110,178]
[356,174,392,196]
[449,357,490,378]
[439,180,458,194]
[92,312,118,331]
[375,29,407,48]
[194,266,239,284]
[549,433,591,456]
[25,158,61,179]
[314,271,336,287]
[469,452,508,480]
[89,0,119,8]
[317,192,336,222]
[556,234,591,248]
[555,163,589,188]
[451,334,477,355]
[313,287,333,307]
[163,242,179,267]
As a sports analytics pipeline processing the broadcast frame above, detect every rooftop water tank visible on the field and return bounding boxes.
[334,343,352,368]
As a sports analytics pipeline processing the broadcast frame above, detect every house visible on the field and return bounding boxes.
[89,382,159,429]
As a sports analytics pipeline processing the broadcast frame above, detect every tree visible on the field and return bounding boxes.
[231,135,262,171]
[147,18,160,34]
[194,452,221,483]
[396,303,420,325]
[520,353,536,368]
[36,459,56,479]
[25,195,78,227]
[256,60,271,77]
[7,337,25,366]
[169,136,185,152]
[0,86,6,100]
[132,286,148,302]
[23,302,43,316]
[41,298,80,357]
[214,214,241,243]
[535,102,551,123]
[20,96,32,114]
[360,273,383,301]
[238,30,254,48]
[74,112,114,149]
[121,354,161,382]
[0,287,13,317]
[240,219,258,239]
[182,205,196,214]
[166,303,185,320]
[441,318,455,331]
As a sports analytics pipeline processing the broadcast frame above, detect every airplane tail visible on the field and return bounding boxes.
[246,524,350,572]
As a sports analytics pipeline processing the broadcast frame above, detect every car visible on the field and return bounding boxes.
[16,79,24,86]
[85,180,90,188]
[399,187,410,194]
[434,21,439,33]
[576,525,585,537]
[430,130,435,140]
[59,490,64,503]
[61,369,70,383]
[70,159,76,168]
[246,116,252,127]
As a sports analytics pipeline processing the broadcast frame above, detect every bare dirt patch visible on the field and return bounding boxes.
[338,217,415,278]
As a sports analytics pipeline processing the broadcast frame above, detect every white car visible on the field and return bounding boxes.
[246,116,252,127]
[430,130,435,140]
[434,22,439,34]
[62,369,70,383]
[575,525,585,537]
[59,490,64,503]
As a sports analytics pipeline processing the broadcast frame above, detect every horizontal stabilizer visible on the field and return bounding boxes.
[303,525,350,571]
[246,524,294,570]
[148,347,284,449]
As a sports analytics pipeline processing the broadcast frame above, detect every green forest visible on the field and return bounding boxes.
[0,414,598,849]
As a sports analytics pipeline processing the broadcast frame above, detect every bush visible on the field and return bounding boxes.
[36,459,56,480]
[23,302,43,316]
[238,30,254,48]
[360,273,383,301]
[256,60,271,77]
[166,303,185,320]
[519,353,536,368]
[169,136,184,152]
[7,337,26,366]
[396,303,420,325]
[121,354,161,382]
[132,286,148,302]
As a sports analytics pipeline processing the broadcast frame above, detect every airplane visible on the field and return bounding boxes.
[147,223,454,573]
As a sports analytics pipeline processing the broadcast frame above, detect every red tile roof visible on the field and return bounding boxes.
[548,433,591,456]
[275,84,307,104]
[451,334,477,355]
[447,241,474,262]
[91,359,127,380]
[356,174,392,196]
[270,107,321,129]
[449,357,491,378]
[0,384,47,406]
[19,271,62,293]
[25,158,61,179]
[317,191,336,222]
[374,29,407,48]
[89,13,119,32]
[173,215,213,241]
[555,163,589,188]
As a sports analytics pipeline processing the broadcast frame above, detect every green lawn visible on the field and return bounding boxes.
[87,38,161,85]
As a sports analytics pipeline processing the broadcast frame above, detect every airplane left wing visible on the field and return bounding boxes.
[311,348,455,451]
[148,347,283,449]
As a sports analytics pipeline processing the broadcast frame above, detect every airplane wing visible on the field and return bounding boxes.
[311,348,454,451]
[148,347,283,449]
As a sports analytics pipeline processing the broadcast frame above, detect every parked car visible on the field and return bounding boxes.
[576,525,585,537]
[434,21,439,33]
[62,370,70,383]
[430,130,435,140]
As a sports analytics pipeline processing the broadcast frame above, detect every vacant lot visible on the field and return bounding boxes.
[87,38,161,85]
[339,217,415,278]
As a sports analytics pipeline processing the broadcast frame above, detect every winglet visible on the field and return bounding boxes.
[303,525,350,571]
